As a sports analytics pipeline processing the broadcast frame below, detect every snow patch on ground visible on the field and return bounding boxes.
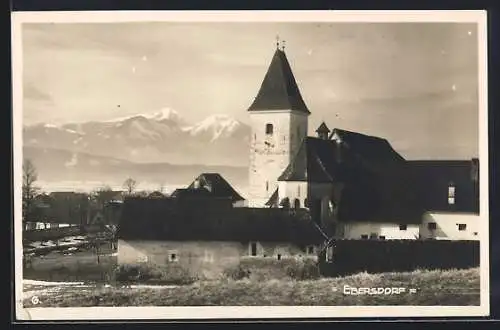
[24,279,85,286]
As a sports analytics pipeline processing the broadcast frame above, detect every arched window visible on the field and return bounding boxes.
[294,198,301,209]
[280,197,290,209]
[304,198,309,208]
[266,123,274,135]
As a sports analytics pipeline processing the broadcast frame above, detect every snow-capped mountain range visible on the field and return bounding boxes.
[23,108,251,166]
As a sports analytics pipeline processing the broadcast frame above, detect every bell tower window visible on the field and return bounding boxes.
[266,123,274,135]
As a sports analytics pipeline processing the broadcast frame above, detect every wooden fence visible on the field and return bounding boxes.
[319,239,480,276]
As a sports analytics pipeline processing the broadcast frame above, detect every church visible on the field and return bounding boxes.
[246,42,480,241]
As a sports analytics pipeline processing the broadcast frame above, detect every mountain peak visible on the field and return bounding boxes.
[144,108,185,123]
[184,114,248,142]
[104,108,186,124]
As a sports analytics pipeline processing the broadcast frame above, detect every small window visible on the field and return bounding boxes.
[474,232,478,236]
[277,254,282,260]
[428,222,437,230]
[458,223,467,231]
[169,253,177,262]
[266,123,273,135]
[379,236,386,240]
[370,233,378,240]
[204,251,214,263]
[250,242,257,256]
[399,224,407,231]
[361,235,368,240]
[266,181,269,192]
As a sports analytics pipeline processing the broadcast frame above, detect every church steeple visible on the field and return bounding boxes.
[248,45,310,114]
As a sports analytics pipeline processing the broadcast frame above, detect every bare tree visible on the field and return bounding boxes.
[123,177,137,195]
[22,159,40,227]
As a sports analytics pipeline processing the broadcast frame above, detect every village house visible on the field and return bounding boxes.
[26,190,125,230]
[186,173,246,207]
[117,196,325,279]
[247,42,480,241]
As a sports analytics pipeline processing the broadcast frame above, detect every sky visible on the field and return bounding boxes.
[22,22,480,159]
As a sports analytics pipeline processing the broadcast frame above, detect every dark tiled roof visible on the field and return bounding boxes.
[171,187,214,199]
[278,131,424,224]
[316,122,330,133]
[187,173,245,202]
[265,188,279,207]
[248,49,310,114]
[278,130,405,183]
[407,159,479,214]
[117,197,325,244]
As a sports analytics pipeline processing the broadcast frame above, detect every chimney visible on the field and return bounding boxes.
[316,122,330,140]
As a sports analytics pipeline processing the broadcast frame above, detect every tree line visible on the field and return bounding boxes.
[21,158,165,228]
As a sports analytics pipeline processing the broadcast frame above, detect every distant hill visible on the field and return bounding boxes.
[23,146,249,192]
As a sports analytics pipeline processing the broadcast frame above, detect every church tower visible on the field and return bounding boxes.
[247,41,310,207]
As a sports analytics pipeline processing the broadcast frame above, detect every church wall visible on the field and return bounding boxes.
[248,111,307,207]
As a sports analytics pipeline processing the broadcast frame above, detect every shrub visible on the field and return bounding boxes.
[285,259,320,281]
[222,265,251,280]
[114,263,198,285]
[226,257,321,281]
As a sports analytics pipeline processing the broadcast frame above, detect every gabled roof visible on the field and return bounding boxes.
[171,187,214,199]
[316,122,330,133]
[265,188,279,207]
[187,173,245,202]
[407,159,479,214]
[278,130,424,223]
[278,130,406,183]
[248,48,310,114]
[118,197,325,245]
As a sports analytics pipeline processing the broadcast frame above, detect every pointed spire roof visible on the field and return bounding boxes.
[316,122,330,133]
[248,48,310,114]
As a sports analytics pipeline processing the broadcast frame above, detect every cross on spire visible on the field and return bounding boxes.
[275,36,286,51]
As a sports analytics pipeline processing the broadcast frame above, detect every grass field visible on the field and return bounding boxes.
[23,267,480,307]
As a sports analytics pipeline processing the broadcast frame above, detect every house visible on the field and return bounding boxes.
[408,160,480,240]
[187,173,246,207]
[247,43,480,241]
[117,197,325,279]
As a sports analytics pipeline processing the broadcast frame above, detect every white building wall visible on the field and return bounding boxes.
[420,212,480,240]
[341,222,420,240]
[248,110,308,207]
[278,181,309,207]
